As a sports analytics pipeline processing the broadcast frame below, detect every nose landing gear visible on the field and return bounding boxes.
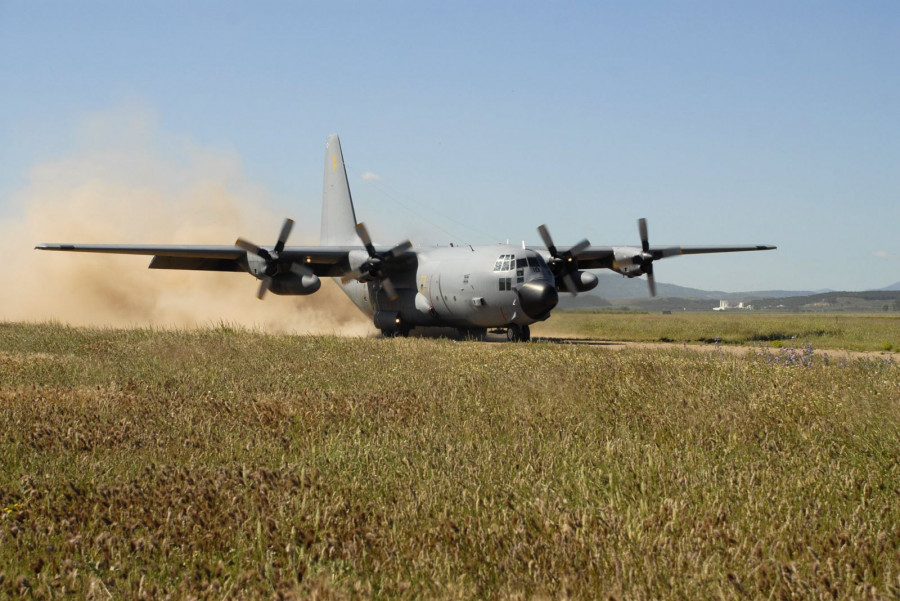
[506,324,531,342]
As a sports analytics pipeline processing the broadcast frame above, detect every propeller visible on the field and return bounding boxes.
[631,218,679,297]
[340,222,412,302]
[637,218,657,297]
[538,224,590,296]
[236,218,312,299]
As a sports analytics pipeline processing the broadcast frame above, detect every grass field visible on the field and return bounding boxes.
[535,311,900,353]
[1,319,898,599]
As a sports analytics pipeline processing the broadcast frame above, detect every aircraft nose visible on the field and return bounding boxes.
[517,280,558,320]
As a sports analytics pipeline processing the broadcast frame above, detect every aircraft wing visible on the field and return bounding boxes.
[35,243,358,277]
[557,244,776,270]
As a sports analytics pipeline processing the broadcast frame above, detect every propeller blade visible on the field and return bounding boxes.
[235,237,263,256]
[381,278,398,302]
[646,264,656,297]
[274,218,294,253]
[563,273,578,297]
[638,218,650,253]
[256,276,271,300]
[340,269,364,284]
[569,238,590,256]
[388,240,412,258]
[355,223,377,257]
[537,224,557,256]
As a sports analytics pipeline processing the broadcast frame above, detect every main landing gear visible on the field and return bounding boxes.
[381,327,411,338]
[506,324,531,342]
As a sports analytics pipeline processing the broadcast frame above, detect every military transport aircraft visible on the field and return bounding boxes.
[37,134,775,341]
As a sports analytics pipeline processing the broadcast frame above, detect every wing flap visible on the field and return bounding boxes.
[149,256,245,272]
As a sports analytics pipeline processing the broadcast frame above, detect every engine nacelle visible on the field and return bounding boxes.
[611,247,647,277]
[558,270,599,293]
[618,266,644,278]
[267,273,321,295]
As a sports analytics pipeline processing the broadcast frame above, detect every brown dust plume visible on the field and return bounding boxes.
[0,111,371,335]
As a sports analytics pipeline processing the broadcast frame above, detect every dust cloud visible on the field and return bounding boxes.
[0,109,371,336]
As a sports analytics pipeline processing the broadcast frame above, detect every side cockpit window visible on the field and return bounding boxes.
[493,254,515,271]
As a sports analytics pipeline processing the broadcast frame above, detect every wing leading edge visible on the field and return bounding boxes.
[34,243,362,278]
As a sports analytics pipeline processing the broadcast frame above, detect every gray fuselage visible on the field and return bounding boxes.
[338,244,556,330]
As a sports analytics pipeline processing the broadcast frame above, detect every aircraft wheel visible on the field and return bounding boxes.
[507,325,531,342]
[382,327,411,338]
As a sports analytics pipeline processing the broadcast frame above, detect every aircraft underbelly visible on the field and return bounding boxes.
[337,279,375,318]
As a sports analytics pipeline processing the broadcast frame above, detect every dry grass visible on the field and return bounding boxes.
[535,311,900,353]
[1,321,898,599]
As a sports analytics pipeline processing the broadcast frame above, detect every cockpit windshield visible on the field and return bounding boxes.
[492,254,515,271]
[494,251,552,282]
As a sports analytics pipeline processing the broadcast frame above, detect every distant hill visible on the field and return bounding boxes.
[558,273,832,308]
[556,274,900,313]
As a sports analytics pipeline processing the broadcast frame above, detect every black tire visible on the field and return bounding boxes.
[507,325,530,342]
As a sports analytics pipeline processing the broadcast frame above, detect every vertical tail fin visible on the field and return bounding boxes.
[320,134,360,246]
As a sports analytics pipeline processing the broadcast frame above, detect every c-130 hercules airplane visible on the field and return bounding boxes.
[38,135,775,341]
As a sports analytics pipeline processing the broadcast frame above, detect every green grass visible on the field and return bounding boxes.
[536,311,900,352]
[1,321,898,599]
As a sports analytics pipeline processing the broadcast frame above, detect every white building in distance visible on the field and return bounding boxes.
[714,300,753,311]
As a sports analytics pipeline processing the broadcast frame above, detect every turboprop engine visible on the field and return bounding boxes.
[612,249,646,277]
[267,273,321,295]
[556,270,599,293]
[610,219,681,296]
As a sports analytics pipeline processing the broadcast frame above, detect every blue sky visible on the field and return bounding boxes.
[2,1,898,292]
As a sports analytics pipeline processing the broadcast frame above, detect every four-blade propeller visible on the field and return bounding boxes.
[631,218,680,297]
[637,218,656,297]
[538,224,590,296]
[236,218,312,299]
[340,222,412,301]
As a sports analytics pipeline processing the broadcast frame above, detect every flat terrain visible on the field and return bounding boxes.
[1,319,898,599]
[534,311,900,353]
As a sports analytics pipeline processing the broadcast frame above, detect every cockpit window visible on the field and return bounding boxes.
[493,254,515,271]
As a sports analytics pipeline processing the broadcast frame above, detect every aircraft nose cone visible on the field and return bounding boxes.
[517,280,558,320]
